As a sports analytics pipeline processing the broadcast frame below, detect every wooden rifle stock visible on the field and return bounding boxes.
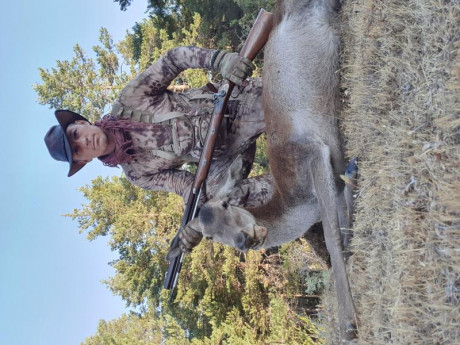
[164,9,274,299]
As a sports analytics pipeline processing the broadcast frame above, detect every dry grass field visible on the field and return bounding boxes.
[323,0,459,344]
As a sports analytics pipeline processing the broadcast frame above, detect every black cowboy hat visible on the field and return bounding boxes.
[44,110,90,177]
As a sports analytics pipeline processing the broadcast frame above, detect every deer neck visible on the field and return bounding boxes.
[247,191,321,249]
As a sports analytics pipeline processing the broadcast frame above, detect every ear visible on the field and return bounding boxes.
[229,155,244,180]
[214,155,245,200]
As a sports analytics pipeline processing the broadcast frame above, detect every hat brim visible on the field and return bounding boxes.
[55,110,90,177]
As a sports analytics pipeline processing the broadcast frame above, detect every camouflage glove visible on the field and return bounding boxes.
[179,221,203,253]
[211,50,255,86]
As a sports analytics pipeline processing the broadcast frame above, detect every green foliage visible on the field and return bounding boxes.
[113,0,276,51]
[267,295,325,345]
[67,172,325,343]
[304,271,329,296]
[66,175,184,307]
[233,0,276,39]
[82,313,163,344]
[191,307,258,344]
[35,28,129,122]
[180,13,209,87]
[81,309,189,344]
[34,15,210,121]
[34,30,120,121]
[250,134,269,176]
[116,0,134,11]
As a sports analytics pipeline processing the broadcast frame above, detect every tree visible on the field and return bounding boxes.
[34,28,128,122]
[34,15,210,122]
[68,174,323,343]
[82,310,187,344]
[116,0,134,11]
[112,0,276,50]
[67,175,183,308]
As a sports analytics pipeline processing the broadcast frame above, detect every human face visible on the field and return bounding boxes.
[66,121,115,163]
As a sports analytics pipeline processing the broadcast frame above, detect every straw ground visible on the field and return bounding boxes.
[322,0,459,344]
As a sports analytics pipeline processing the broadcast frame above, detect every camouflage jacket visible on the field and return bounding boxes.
[112,46,264,201]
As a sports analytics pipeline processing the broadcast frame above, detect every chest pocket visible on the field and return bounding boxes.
[111,101,201,161]
[170,116,194,158]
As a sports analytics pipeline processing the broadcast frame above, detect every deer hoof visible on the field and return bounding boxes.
[345,157,358,180]
[341,322,358,342]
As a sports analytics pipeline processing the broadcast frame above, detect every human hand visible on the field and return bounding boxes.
[179,221,203,253]
[213,51,255,86]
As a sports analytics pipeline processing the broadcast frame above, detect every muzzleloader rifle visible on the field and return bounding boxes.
[164,8,274,300]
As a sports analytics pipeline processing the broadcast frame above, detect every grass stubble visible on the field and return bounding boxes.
[323,0,459,344]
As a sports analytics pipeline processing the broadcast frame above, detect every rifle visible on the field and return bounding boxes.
[163,9,274,300]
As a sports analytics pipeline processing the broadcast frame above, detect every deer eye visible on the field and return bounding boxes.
[205,236,213,240]
[221,201,228,209]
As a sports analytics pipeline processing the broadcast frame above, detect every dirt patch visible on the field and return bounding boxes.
[324,0,459,344]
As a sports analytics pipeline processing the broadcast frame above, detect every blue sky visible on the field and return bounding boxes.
[0,1,149,344]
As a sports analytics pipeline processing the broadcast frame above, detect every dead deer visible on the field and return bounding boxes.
[168,0,357,342]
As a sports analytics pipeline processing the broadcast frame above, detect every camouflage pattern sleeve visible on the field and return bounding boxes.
[122,165,195,201]
[118,46,215,109]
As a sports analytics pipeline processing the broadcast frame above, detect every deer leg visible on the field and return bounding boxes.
[337,157,359,259]
[344,157,358,224]
[307,143,357,341]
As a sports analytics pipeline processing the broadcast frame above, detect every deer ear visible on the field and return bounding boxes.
[229,155,244,180]
[214,155,245,199]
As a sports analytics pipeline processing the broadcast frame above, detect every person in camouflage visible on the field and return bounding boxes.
[45,46,274,210]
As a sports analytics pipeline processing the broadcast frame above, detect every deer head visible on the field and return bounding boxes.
[199,156,268,252]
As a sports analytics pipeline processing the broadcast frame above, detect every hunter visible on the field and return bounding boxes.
[44,46,273,246]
